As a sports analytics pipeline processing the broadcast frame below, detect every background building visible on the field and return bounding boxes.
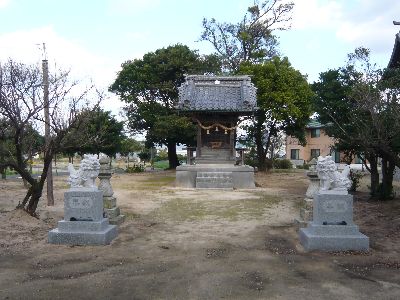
[285,120,353,166]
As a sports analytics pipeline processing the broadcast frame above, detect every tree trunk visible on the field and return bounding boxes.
[26,182,44,215]
[0,151,5,179]
[16,150,52,216]
[167,141,179,169]
[254,112,267,171]
[381,156,395,200]
[255,132,266,171]
[367,153,379,197]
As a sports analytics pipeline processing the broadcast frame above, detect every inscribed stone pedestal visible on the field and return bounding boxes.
[48,155,117,245]
[299,156,369,251]
[299,193,369,251]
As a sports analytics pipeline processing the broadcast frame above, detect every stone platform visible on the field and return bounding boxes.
[48,218,117,245]
[176,164,255,189]
[48,189,117,245]
[299,193,369,251]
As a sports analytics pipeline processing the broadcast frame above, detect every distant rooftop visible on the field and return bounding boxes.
[176,75,257,113]
[306,119,324,129]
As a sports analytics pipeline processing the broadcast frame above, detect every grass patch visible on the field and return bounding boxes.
[114,174,176,191]
[136,175,176,190]
[153,160,169,169]
[149,193,282,222]
[143,176,175,183]
[123,211,141,220]
[271,169,303,173]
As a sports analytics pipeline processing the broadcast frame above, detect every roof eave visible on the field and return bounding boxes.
[388,32,400,69]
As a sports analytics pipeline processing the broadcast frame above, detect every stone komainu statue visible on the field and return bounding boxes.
[316,156,351,192]
[67,154,100,189]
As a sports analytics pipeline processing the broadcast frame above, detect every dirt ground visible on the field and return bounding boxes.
[1,170,400,300]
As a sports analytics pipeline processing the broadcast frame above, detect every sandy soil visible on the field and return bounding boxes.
[0,170,400,300]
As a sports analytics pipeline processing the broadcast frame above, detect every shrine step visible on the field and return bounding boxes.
[196,172,233,189]
[196,158,235,165]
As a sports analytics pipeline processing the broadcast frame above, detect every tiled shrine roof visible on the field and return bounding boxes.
[176,75,257,113]
[388,31,400,69]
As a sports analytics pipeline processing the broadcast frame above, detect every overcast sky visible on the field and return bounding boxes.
[1,0,399,115]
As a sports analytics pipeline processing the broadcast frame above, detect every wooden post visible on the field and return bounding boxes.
[43,59,54,206]
[230,122,235,159]
[197,124,202,158]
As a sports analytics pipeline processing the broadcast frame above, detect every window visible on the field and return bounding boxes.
[310,128,320,138]
[330,150,341,163]
[356,154,364,164]
[334,151,340,163]
[290,149,299,160]
[310,149,320,159]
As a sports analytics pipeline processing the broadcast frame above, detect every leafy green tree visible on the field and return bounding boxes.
[200,0,294,72]
[312,67,381,196]
[110,44,221,169]
[61,109,125,158]
[313,47,400,199]
[120,137,143,167]
[0,119,44,178]
[239,57,313,171]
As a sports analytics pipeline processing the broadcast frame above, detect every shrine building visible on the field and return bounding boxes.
[175,75,257,189]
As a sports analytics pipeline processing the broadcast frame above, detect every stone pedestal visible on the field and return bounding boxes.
[48,189,117,245]
[295,170,319,227]
[176,164,255,189]
[299,193,369,251]
[98,156,125,225]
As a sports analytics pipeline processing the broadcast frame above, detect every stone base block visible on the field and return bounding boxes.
[299,224,369,251]
[196,172,234,189]
[57,218,109,232]
[105,206,120,219]
[301,198,314,210]
[293,218,307,230]
[109,214,126,225]
[103,196,116,209]
[299,207,313,222]
[176,164,255,189]
[104,207,125,225]
[48,218,117,245]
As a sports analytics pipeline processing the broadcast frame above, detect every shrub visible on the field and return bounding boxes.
[273,159,292,169]
[349,169,363,192]
[126,163,145,173]
[265,158,273,170]
[153,160,169,169]
[296,163,310,170]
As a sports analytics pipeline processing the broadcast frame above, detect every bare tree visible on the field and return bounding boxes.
[0,59,100,215]
[200,0,294,72]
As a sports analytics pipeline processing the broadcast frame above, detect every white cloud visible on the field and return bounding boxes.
[335,0,400,53]
[0,26,124,115]
[291,0,400,54]
[0,0,10,9]
[291,0,343,30]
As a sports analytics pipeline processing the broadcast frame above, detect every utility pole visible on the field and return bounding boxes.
[42,45,54,206]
